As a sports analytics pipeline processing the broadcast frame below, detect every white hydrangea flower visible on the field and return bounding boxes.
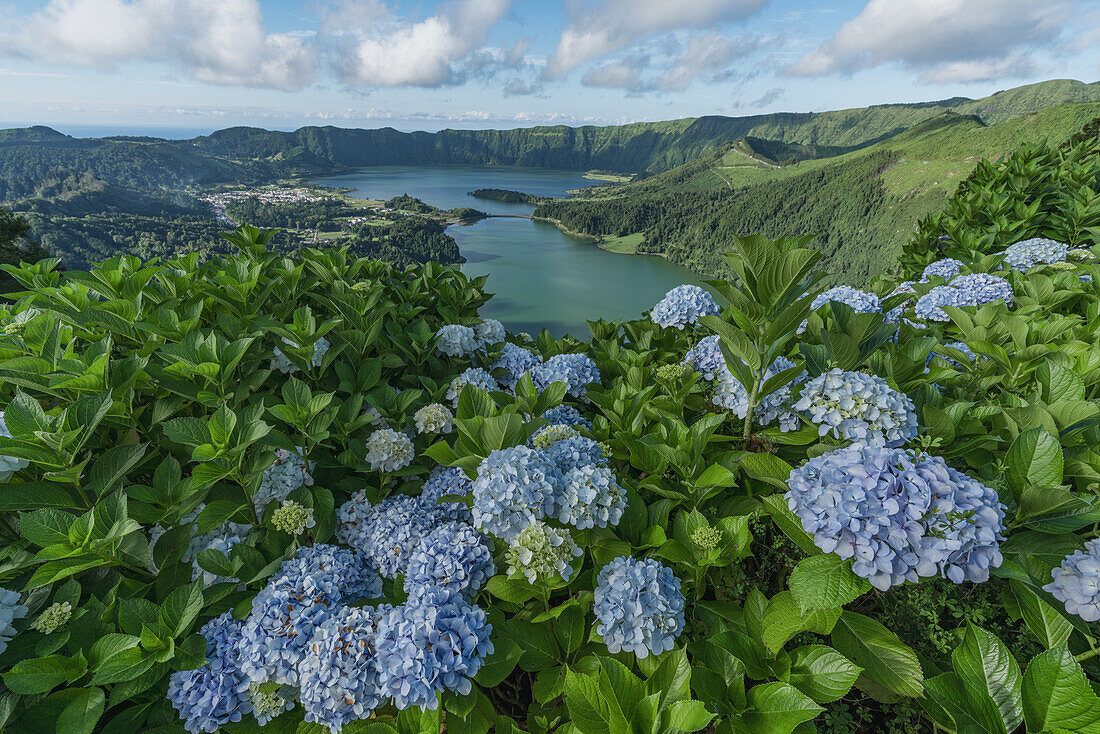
[365,429,415,472]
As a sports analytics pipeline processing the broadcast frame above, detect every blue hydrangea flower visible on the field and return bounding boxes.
[1044,539,1100,622]
[786,445,1006,591]
[0,411,29,482]
[951,273,1014,308]
[474,319,506,348]
[271,336,329,374]
[298,606,383,732]
[713,356,805,432]
[531,353,601,399]
[914,285,959,321]
[365,428,415,472]
[793,368,917,447]
[594,557,685,658]
[405,522,495,601]
[650,285,720,329]
[447,368,498,407]
[547,435,608,474]
[0,588,26,655]
[168,613,253,733]
[684,335,726,381]
[541,404,593,430]
[472,446,557,541]
[884,282,915,324]
[337,493,446,578]
[255,448,315,517]
[421,467,474,524]
[238,545,381,686]
[491,342,541,392]
[801,286,882,333]
[435,324,478,357]
[1002,237,1068,271]
[921,258,964,282]
[373,589,494,710]
[553,465,626,530]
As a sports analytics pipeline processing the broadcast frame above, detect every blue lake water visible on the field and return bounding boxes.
[311,166,708,337]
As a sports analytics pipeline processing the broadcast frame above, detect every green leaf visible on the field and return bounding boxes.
[88,634,141,668]
[761,495,820,556]
[56,687,105,734]
[831,611,923,700]
[83,443,146,498]
[20,509,76,547]
[787,645,862,704]
[761,592,840,654]
[664,700,714,731]
[951,625,1023,734]
[4,655,87,694]
[89,647,154,686]
[1009,581,1073,649]
[645,646,692,706]
[160,582,205,637]
[563,667,612,734]
[737,682,824,734]
[1005,428,1063,495]
[1022,645,1100,733]
[788,554,871,611]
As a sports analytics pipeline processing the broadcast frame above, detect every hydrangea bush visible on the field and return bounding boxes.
[0,192,1098,734]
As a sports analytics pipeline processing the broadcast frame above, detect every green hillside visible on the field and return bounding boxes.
[533,101,1100,285]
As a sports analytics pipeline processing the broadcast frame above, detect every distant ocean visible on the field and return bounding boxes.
[0,123,227,139]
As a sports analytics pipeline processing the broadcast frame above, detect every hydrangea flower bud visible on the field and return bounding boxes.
[505,521,583,583]
[365,428,414,472]
[594,557,685,658]
[272,500,315,535]
[530,423,580,450]
[414,403,454,434]
[249,683,294,726]
[32,601,71,634]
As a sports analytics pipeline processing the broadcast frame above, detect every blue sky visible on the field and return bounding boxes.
[0,0,1098,132]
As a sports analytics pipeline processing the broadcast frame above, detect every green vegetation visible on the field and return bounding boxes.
[341,217,463,266]
[535,102,1100,285]
[468,188,542,204]
[223,197,349,231]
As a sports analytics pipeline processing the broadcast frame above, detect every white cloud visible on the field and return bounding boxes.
[579,32,760,93]
[546,0,766,78]
[0,0,316,90]
[786,0,1070,83]
[581,55,651,91]
[326,0,511,87]
[748,86,784,108]
[656,33,760,91]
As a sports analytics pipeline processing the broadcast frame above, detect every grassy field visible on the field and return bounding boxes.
[584,171,633,183]
[599,232,644,253]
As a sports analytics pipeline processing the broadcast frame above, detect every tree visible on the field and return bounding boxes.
[0,207,52,293]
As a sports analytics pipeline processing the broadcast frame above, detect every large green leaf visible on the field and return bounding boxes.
[951,625,1023,734]
[1022,645,1100,733]
[831,612,923,699]
[786,645,861,704]
[761,592,840,654]
[788,554,871,611]
[1009,581,1073,649]
[1005,428,1063,496]
[734,682,823,734]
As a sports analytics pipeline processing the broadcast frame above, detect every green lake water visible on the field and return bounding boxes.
[311,166,708,337]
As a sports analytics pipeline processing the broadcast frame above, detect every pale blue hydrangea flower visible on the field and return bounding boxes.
[491,342,541,392]
[793,368,917,447]
[238,545,381,686]
[365,428,414,472]
[594,557,685,658]
[168,613,253,733]
[255,448,315,517]
[547,436,608,475]
[337,493,445,578]
[474,319,506,348]
[373,589,493,710]
[0,411,28,481]
[1002,237,1068,270]
[650,285,720,329]
[446,368,498,407]
[951,273,1014,308]
[1044,539,1100,622]
[921,258,963,282]
[914,285,959,321]
[404,522,495,601]
[530,423,580,450]
[884,282,916,324]
[435,324,478,357]
[684,335,726,381]
[298,606,383,732]
[531,353,601,399]
[786,445,1006,591]
[541,404,592,430]
[149,505,250,587]
[713,356,805,432]
[421,467,474,524]
[801,286,882,332]
[414,403,454,434]
[553,465,625,530]
[271,336,329,373]
[0,588,27,655]
[471,446,557,541]
[506,521,583,583]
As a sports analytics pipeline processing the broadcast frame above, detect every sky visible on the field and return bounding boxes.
[0,0,1098,134]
